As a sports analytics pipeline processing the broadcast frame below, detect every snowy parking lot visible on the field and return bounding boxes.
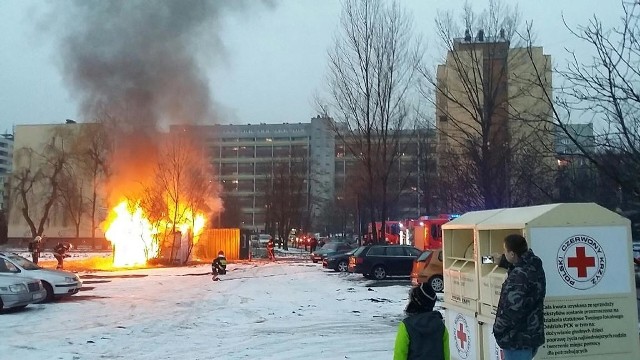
[1,260,421,360]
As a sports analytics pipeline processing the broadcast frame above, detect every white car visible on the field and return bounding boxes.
[0,252,82,302]
[0,275,46,311]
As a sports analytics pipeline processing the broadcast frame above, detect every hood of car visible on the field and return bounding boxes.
[0,274,34,286]
[25,268,78,280]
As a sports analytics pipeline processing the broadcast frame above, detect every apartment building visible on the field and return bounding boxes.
[435,30,555,208]
[172,116,336,231]
[0,133,13,211]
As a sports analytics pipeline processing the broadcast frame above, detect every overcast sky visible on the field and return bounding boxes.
[0,0,622,132]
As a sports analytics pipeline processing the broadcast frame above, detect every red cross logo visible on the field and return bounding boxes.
[567,246,595,278]
[456,322,468,349]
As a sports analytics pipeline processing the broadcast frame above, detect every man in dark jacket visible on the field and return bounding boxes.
[493,234,546,360]
[28,236,42,264]
[211,250,227,281]
[53,242,71,269]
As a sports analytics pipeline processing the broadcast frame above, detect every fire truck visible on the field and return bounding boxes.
[410,214,458,250]
[362,214,457,247]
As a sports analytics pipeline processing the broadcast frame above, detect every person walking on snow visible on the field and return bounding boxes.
[53,242,71,269]
[394,283,450,360]
[493,234,546,360]
[211,250,227,281]
[266,238,275,261]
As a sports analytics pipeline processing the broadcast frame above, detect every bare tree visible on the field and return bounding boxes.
[57,165,85,238]
[11,128,72,238]
[529,1,640,202]
[77,120,112,245]
[146,131,217,263]
[518,1,640,235]
[322,0,421,242]
[422,0,555,211]
[263,151,308,251]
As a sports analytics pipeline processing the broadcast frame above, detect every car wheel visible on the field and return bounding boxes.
[337,260,348,272]
[0,298,3,311]
[372,266,387,280]
[41,282,55,303]
[312,259,318,263]
[428,275,444,293]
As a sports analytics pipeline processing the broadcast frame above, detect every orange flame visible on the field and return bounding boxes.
[104,199,207,268]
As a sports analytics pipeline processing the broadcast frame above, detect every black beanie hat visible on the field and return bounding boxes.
[410,283,437,310]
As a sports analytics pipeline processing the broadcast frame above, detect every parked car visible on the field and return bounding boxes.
[323,248,358,272]
[410,249,444,293]
[311,242,353,263]
[0,252,82,302]
[348,245,422,280]
[0,275,46,312]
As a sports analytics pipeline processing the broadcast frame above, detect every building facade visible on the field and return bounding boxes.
[435,32,555,209]
[0,133,14,211]
[172,116,336,232]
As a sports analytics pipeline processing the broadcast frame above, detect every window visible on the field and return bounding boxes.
[406,247,422,257]
[386,247,405,257]
[256,146,272,157]
[367,246,385,256]
[0,258,19,273]
[237,163,254,175]
[237,180,254,192]
[237,146,254,158]
[439,115,448,122]
[417,250,433,262]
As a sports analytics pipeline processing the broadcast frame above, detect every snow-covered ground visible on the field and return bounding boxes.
[1,257,425,360]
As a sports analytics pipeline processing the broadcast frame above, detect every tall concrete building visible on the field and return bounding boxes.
[435,31,554,209]
[172,116,336,231]
[0,133,14,211]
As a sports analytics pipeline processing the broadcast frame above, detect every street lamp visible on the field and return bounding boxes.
[411,187,422,218]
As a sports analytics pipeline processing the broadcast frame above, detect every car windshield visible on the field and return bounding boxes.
[7,254,41,270]
[322,243,342,251]
[417,250,433,261]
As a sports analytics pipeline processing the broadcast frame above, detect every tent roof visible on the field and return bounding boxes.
[474,203,628,230]
[442,208,506,230]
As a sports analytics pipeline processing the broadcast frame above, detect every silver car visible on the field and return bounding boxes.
[0,275,46,311]
[0,252,82,302]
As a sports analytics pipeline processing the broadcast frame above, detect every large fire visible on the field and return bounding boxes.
[104,199,207,268]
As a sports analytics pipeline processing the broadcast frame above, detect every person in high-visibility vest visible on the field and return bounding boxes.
[394,283,449,360]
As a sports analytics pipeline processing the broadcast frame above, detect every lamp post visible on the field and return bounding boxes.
[411,187,422,218]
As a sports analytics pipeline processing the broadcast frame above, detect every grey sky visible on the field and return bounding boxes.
[0,0,622,132]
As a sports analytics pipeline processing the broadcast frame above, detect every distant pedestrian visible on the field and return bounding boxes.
[28,236,42,264]
[53,242,71,270]
[266,239,275,261]
[211,250,227,281]
[309,237,318,253]
[394,283,449,360]
[493,234,546,360]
